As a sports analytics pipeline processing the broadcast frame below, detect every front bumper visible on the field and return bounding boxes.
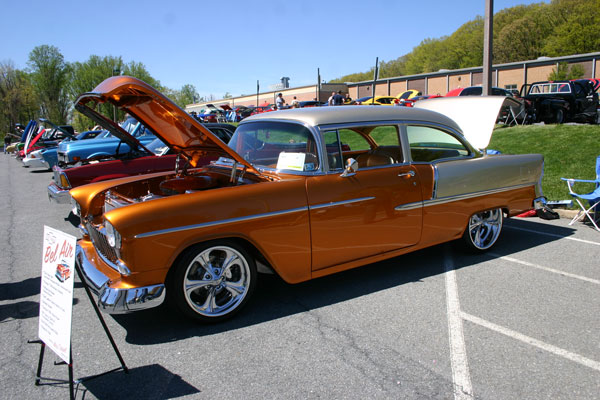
[23,157,46,168]
[47,182,71,204]
[75,244,165,314]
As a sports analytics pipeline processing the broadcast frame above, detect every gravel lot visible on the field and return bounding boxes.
[1,152,599,400]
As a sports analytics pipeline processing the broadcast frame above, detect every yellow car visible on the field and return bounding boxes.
[396,89,422,100]
[359,96,397,105]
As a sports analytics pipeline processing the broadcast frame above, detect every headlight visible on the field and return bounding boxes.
[104,220,121,249]
[70,196,81,216]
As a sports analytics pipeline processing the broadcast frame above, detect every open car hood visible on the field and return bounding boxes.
[75,76,256,172]
[414,96,511,150]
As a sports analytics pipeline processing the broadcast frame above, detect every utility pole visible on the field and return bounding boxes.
[482,0,493,96]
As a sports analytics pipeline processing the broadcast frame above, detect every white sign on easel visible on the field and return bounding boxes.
[38,226,76,363]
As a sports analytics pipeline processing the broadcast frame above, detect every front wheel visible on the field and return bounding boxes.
[169,241,257,322]
[462,208,503,252]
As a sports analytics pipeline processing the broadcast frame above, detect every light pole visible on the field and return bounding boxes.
[112,66,121,121]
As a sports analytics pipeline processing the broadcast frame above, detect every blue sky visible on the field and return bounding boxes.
[1,0,546,99]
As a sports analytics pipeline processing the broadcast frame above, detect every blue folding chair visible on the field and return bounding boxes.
[561,155,600,231]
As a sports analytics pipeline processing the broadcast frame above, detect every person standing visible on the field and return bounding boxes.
[327,92,335,106]
[333,90,345,106]
[292,96,300,108]
[3,134,11,154]
[275,93,286,110]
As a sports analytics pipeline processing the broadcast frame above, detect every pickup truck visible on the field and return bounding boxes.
[519,79,599,124]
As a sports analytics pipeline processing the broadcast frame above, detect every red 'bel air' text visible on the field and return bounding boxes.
[44,240,74,264]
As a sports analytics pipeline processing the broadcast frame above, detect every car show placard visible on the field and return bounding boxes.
[38,226,76,363]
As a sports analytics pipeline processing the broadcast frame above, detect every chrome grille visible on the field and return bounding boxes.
[86,222,119,264]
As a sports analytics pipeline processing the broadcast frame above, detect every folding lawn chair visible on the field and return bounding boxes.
[561,155,600,231]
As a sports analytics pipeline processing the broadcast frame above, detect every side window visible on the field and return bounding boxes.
[323,130,343,170]
[356,125,402,168]
[407,125,469,162]
[338,129,370,151]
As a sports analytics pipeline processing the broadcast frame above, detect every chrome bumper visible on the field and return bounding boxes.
[47,183,71,204]
[75,244,165,314]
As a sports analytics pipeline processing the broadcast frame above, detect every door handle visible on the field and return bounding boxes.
[398,170,415,178]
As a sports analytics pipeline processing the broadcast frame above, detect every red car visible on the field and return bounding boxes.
[48,123,235,205]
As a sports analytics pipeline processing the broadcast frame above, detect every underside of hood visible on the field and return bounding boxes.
[75,76,256,172]
[414,96,512,150]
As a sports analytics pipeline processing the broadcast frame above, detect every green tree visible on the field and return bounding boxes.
[548,62,585,80]
[27,45,70,124]
[69,55,124,130]
[69,56,161,130]
[0,61,37,134]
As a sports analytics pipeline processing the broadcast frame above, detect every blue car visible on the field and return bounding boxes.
[40,130,105,169]
[56,117,155,167]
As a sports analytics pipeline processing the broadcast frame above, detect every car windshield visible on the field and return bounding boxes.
[227,121,319,172]
[145,138,169,155]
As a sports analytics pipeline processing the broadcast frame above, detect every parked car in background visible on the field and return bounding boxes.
[56,117,156,167]
[519,79,599,124]
[48,123,235,204]
[70,76,548,323]
[445,86,514,97]
[298,101,326,108]
[40,130,105,169]
[360,96,397,105]
[396,89,422,100]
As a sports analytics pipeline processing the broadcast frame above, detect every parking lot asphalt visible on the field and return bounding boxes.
[1,152,599,400]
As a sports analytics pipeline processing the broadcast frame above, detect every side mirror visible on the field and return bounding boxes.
[340,158,358,177]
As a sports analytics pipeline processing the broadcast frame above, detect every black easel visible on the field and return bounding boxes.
[30,261,128,399]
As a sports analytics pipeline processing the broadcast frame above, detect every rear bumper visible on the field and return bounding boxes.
[47,182,71,204]
[76,243,165,314]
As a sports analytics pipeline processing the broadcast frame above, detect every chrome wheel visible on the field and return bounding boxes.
[171,241,256,321]
[463,208,503,251]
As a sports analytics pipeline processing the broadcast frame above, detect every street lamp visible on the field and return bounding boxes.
[112,66,121,121]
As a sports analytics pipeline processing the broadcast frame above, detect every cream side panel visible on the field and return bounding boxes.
[434,154,543,199]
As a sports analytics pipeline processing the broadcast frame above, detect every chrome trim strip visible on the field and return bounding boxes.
[310,197,375,210]
[134,206,309,239]
[432,164,439,199]
[394,201,424,211]
[76,244,165,314]
[424,182,535,207]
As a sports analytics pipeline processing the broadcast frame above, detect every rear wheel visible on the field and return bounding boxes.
[169,241,256,322]
[554,108,564,124]
[462,208,503,252]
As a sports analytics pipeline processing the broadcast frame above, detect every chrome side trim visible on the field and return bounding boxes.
[394,201,424,211]
[309,197,375,210]
[423,182,535,207]
[75,244,166,314]
[134,206,309,239]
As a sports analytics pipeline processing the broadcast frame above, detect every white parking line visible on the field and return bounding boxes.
[506,225,600,246]
[462,312,600,372]
[444,247,474,400]
[490,253,600,285]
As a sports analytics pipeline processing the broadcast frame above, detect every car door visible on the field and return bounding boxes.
[306,125,423,272]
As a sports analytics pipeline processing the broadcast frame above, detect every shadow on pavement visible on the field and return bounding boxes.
[109,217,576,345]
[80,364,199,399]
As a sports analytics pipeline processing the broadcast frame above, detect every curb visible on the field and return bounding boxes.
[555,209,578,219]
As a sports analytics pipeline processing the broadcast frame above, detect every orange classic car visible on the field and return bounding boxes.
[71,76,548,322]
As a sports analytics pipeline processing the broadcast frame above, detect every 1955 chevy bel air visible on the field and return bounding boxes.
[70,76,548,322]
